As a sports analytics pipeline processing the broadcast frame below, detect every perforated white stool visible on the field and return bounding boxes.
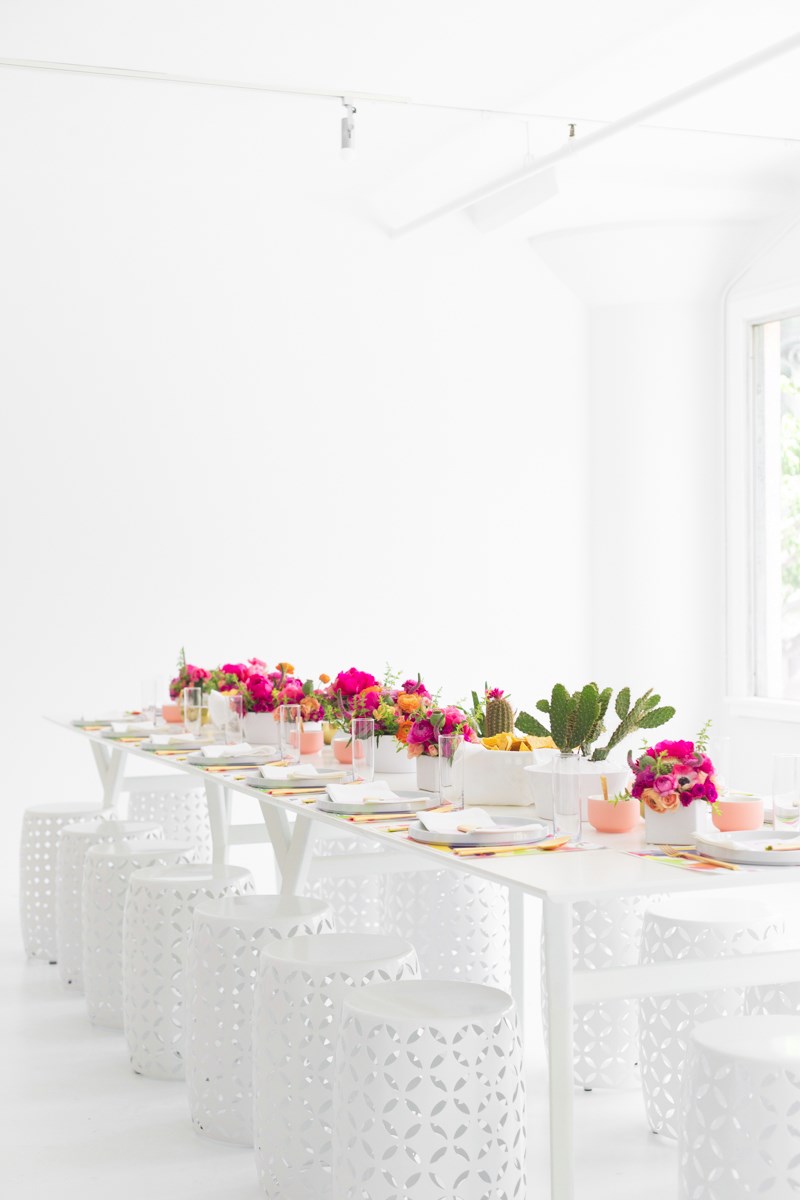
[541,894,660,1088]
[56,817,164,990]
[19,801,101,961]
[306,831,387,934]
[383,868,511,988]
[334,979,526,1200]
[639,892,785,1139]
[186,895,335,1146]
[82,839,195,1028]
[123,863,254,1080]
[127,777,212,862]
[679,1016,800,1197]
[253,932,420,1200]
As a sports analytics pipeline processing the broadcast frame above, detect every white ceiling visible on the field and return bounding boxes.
[4,0,800,237]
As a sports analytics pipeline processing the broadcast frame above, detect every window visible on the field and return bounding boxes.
[752,314,800,699]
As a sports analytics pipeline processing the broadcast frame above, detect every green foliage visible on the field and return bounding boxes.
[517,682,675,758]
[695,717,712,753]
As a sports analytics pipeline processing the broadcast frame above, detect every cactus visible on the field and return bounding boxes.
[517,683,675,758]
[484,690,515,737]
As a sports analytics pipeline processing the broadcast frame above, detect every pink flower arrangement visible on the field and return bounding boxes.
[323,669,434,738]
[629,735,717,812]
[168,654,211,700]
[404,705,479,758]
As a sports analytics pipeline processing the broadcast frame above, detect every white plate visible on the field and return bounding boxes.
[695,829,800,866]
[408,817,550,848]
[250,773,344,790]
[316,790,437,816]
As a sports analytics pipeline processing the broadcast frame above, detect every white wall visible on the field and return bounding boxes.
[0,65,590,891]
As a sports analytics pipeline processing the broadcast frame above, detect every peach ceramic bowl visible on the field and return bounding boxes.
[587,794,640,834]
[711,794,764,832]
[161,703,182,723]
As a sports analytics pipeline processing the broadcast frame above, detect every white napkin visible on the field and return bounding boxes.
[111,721,154,733]
[325,780,404,807]
[201,743,254,759]
[207,690,232,728]
[417,808,544,835]
[148,733,198,747]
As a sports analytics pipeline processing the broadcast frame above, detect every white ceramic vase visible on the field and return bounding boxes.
[643,797,710,843]
[415,754,440,793]
[243,712,279,747]
[524,757,629,819]
[374,736,415,775]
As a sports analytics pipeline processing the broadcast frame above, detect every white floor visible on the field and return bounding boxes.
[0,902,679,1200]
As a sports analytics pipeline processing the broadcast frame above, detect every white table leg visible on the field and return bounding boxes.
[509,888,526,1037]
[204,779,231,864]
[89,741,128,814]
[278,813,317,896]
[544,897,575,1200]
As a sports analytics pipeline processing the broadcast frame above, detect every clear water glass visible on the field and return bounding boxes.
[279,705,302,765]
[351,718,375,784]
[140,677,162,724]
[553,752,582,842]
[225,693,245,745]
[772,754,800,829]
[438,733,464,810]
[182,687,203,737]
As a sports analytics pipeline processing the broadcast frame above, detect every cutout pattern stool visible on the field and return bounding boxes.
[186,894,335,1146]
[679,1015,800,1197]
[82,839,196,1028]
[383,868,511,988]
[541,894,661,1089]
[127,778,212,862]
[123,863,254,1080]
[306,832,386,934]
[253,932,419,1200]
[56,817,164,990]
[334,980,526,1200]
[19,801,101,961]
[639,892,785,1139]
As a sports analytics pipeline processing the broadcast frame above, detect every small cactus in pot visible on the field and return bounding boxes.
[517,683,675,760]
[484,688,515,737]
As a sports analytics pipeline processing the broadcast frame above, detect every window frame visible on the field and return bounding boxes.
[725,281,800,722]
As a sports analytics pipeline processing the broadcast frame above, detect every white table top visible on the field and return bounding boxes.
[51,717,800,904]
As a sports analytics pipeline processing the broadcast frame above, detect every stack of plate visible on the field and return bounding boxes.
[694,829,800,866]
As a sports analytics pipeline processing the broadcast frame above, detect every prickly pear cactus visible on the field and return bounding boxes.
[484,693,515,737]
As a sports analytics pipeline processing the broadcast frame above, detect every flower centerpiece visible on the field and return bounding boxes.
[237,661,304,745]
[167,648,212,723]
[629,726,717,840]
[404,704,479,791]
[323,668,432,772]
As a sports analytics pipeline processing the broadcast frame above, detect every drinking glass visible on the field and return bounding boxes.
[279,705,302,765]
[772,754,800,829]
[552,752,582,842]
[438,733,464,810]
[351,718,375,784]
[710,734,732,796]
[140,677,162,724]
[225,693,245,745]
[183,687,203,737]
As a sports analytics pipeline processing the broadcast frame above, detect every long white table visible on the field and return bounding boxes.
[52,717,800,1200]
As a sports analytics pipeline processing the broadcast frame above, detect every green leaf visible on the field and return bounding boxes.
[536,699,550,713]
[639,705,675,729]
[573,683,600,751]
[549,684,571,750]
[615,687,630,720]
[516,710,551,739]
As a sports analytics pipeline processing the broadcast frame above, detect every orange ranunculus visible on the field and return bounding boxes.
[396,719,413,745]
[397,693,422,715]
[362,684,381,694]
[642,787,680,813]
[276,661,294,674]
[319,673,330,684]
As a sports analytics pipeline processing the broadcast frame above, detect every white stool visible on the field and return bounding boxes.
[383,868,511,988]
[186,895,335,1146]
[19,801,101,961]
[123,863,253,1080]
[307,831,387,933]
[541,895,659,1089]
[253,932,420,1200]
[82,839,195,1028]
[639,892,785,1139]
[334,979,526,1200]
[56,817,164,990]
[127,777,212,862]
[679,1016,800,1197]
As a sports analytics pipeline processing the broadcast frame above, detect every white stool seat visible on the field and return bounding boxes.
[82,839,196,1028]
[56,817,164,990]
[334,979,527,1200]
[186,894,335,1146]
[640,891,785,1139]
[679,1015,800,1197]
[19,801,101,961]
[253,932,420,1200]
[122,863,253,1080]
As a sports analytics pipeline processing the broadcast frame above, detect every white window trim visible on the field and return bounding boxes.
[726,281,800,719]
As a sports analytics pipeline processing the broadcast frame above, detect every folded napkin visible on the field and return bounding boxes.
[111,721,154,733]
[208,690,233,729]
[201,742,254,759]
[325,780,403,807]
[148,733,199,747]
[417,808,543,835]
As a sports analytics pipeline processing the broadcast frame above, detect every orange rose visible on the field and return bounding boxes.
[642,788,680,813]
[397,693,422,715]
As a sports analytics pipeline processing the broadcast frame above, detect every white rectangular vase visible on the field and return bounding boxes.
[415,755,440,793]
[644,799,709,844]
